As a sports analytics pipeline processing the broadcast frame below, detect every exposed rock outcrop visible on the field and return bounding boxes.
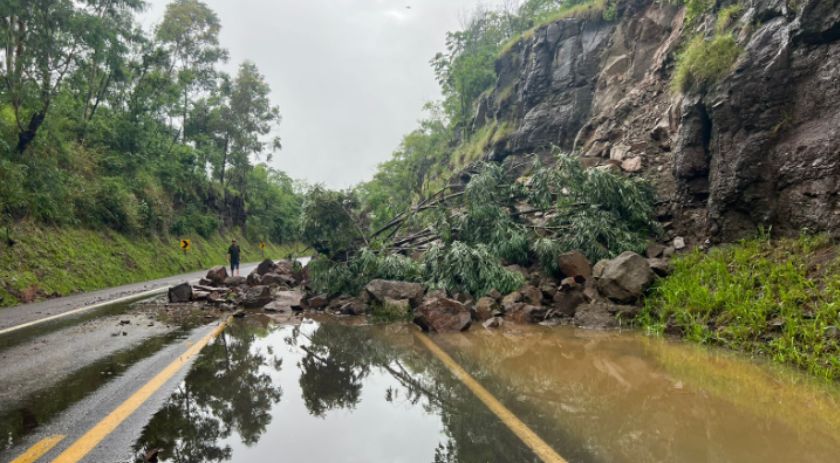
[475,0,840,244]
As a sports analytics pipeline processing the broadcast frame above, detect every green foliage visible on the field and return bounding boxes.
[0,0,300,242]
[423,242,525,297]
[672,33,741,93]
[679,0,716,23]
[357,104,451,231]
[316,154,657,299]
[640,235,840,380]
[529,154,659,262]
[299,187,364,259]
[0,223,302,307]
[308,249,422,297]
[716,4,745,33]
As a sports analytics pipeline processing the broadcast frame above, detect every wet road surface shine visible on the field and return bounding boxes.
[50,318,230,463]
[8,435,63,463]
[414,331,567,463]
[130,319,840,463]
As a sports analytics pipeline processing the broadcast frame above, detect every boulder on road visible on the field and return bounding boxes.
[365,279,425,307]
[520,284,543,305]
[595,251,654,303]
[261,272,295,287]
[556,251,592,279]
[550,289,586,317]
[206,266,228,285]
[256,259,277,276]
[482,316,504,329]
[573,302,640,329]
[246,271,262,286]
[339,299,367,316]
[168,282,192,303]
[275,259,295,276]
[243,285,273,308]
[224,276,247,287]
[647,258,672,277]
[509,305,547,324]
[473,297,499,321]
[413,296,471,332]
[305,294,328,309]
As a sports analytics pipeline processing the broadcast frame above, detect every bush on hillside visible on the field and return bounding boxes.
[672,34,741,93]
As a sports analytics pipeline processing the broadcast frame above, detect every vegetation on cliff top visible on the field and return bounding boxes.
[641,234,840,381]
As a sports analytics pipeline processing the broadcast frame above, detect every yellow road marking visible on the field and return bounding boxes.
[50,318,230,463]
[0,288,168,336]
[10,435,65,463]
[414,331,568,463]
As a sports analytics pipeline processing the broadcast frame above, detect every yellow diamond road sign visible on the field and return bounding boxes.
[180,239,191,251]
[259,241,266,250]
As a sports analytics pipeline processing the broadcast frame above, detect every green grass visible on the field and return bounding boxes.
[0,222,304,307]
[499,0,610,57]
[716,3,744,33]
[672,33,741,93]
[640,234,840,381]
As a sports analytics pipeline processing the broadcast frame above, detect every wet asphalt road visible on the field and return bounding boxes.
[0,264,258,462]
[0,263,257,332]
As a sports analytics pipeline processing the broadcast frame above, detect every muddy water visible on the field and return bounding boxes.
[133,319,840,463]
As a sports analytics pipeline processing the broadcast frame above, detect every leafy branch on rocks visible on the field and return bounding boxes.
[301,153,659,299]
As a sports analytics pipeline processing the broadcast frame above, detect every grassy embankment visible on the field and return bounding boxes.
[640,234,840,381]
[0,222,304,307]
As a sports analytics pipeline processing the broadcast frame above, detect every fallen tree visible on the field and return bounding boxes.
[300,153,660,300]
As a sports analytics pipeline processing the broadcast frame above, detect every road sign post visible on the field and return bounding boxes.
[180,239,191,255]
[259,240,266,258]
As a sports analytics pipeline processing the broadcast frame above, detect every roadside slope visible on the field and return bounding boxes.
[0,222,301,307]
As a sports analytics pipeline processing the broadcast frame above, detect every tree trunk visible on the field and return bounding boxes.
[16,111,45,154]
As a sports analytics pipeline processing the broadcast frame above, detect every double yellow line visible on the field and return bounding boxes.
[9,318,230,463]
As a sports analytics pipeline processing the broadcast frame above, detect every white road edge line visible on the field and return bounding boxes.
[0,286,169,336]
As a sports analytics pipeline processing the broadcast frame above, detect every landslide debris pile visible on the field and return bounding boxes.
[166,258,306,314]
[289,155,690,332]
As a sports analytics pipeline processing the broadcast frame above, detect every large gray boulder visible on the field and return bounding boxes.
[365,279,425,307]
[595,252,654,303]
[243,285,273,308]
[206,266,228,285]
[168,282,192,303]
[413,296,471,332]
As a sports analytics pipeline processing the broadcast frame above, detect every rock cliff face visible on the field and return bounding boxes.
[474,0,840,244]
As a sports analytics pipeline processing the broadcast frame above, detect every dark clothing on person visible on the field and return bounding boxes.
[228,245,241,272]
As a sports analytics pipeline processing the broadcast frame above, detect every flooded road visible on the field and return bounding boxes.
[133,318,840,463]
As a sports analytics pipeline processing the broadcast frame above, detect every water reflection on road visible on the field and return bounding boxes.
[133,318,538,462]
[134,319,840,463]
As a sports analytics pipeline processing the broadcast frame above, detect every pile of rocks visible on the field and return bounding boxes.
[167,258,305,312]
[300,242,680,332]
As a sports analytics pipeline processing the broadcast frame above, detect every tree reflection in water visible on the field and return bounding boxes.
[134,321,283,462]
[295,322,537,463]
[135,319,536,463]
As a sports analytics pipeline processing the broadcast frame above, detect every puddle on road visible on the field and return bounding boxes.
[133,319,840,463]
[132,318,539,463]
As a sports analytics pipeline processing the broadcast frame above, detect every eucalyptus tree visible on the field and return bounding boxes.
[155,0,228,143]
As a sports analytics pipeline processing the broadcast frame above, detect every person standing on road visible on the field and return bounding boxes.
[227,239,241,276]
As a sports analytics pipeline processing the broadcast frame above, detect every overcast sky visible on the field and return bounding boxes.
[140,0,493,189]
